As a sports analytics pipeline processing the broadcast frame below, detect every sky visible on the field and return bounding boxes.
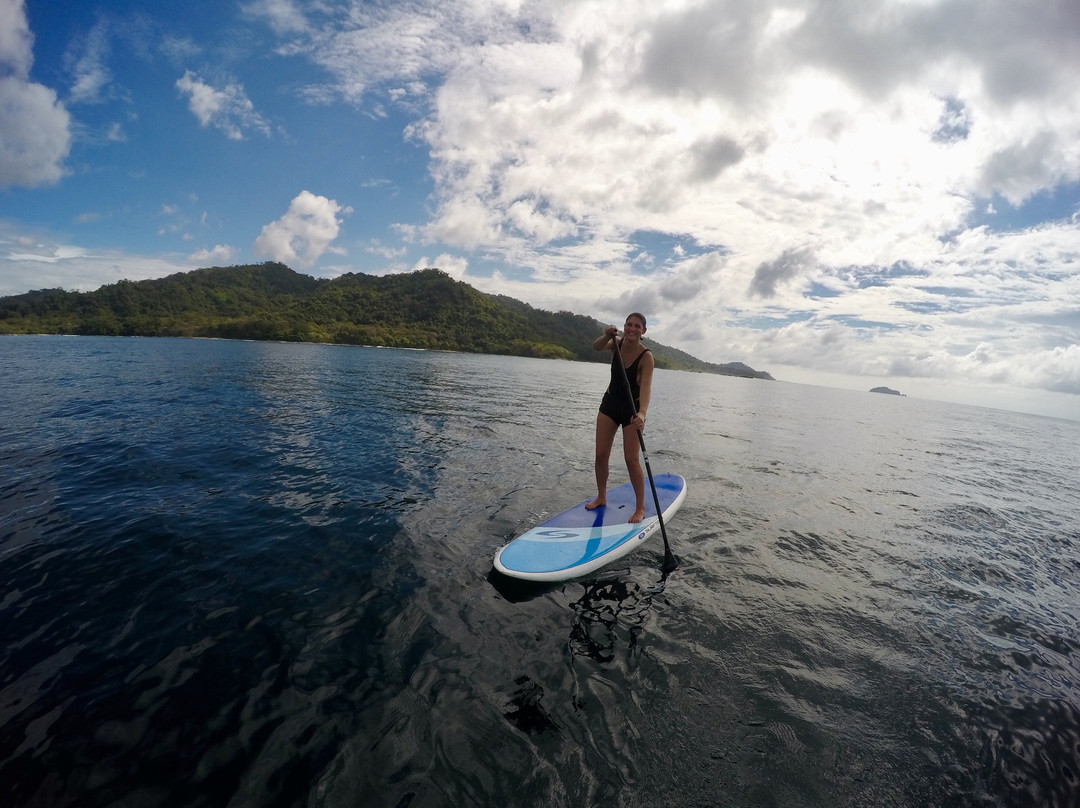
[2,0,1079,421]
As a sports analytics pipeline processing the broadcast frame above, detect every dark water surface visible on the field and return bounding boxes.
[2,336,1079,807]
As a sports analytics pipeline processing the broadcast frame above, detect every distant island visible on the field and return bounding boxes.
[870,386,904,396]
[0,262,774,380]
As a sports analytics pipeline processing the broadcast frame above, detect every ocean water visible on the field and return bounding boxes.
[1,335,1078,808]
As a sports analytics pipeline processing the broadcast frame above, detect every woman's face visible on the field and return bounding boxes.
[624,316,645,339]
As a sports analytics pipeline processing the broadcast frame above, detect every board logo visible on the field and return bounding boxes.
[527,526,639,544]
[533,529,584,541]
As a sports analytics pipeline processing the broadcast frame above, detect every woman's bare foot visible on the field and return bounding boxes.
[628,507,646,523]
[585,496,606,510]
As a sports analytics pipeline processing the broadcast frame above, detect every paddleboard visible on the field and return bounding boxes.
[493,474,687,582]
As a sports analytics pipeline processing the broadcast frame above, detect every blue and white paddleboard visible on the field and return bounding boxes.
[493,474,687,582]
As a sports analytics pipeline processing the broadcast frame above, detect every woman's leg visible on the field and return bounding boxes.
[622,426,646,522]
[586,412,619,509]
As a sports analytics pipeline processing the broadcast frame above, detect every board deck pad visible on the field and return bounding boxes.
[494,474,686,582]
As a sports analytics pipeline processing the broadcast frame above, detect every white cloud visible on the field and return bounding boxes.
[175,70,271,140]
[415,6,1072,248]
[189,244,238,265]
[67,19,112,104]
[0,0,71,189]
[274,0,540,104]
[365,239,407,260]
[0,0,33,75]
[1016,345,1080,395]
[0,78,72,188]
[160,35,201,62]
[0,221,198,295]
[242,0,309,35]
[254,191,352,268]
[411,253,468,280]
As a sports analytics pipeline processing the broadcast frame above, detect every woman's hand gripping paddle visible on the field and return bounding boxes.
[611,332,679,575]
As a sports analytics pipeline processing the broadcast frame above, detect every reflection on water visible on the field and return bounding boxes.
[504,676,561,735]
[569,575,666,663]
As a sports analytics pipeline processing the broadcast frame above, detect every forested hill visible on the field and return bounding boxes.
[0,262,774,379]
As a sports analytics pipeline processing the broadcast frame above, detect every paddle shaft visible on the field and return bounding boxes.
[610,333,677,572]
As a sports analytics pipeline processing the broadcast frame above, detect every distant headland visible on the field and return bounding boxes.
[0,262,774,380]
[870,386,904,396]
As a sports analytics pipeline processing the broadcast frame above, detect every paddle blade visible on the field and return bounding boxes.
[662,549,679,575]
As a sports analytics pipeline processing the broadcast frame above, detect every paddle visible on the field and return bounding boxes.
[611,332,678,574]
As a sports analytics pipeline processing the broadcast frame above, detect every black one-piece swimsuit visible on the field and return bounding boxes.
[598,342,649,427]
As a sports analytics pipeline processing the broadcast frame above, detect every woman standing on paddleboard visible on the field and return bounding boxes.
[586,312,654,523]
